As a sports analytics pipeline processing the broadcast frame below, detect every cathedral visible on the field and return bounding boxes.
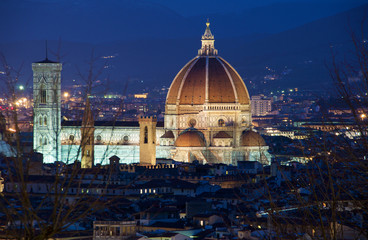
[32,21,271,166]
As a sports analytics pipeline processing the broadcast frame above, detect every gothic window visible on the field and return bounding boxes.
[44,137,48,145]
[39,137,43,146]
[39,116,42,126]
[40,86,47,104]
[144,126,148,144]
[44,116,47,126]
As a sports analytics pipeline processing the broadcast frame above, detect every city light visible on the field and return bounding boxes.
[19,85,24,90]
[64,92,69,98]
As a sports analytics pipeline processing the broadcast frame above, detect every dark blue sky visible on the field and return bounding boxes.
[1,0,367,93]
[0,0,367,43]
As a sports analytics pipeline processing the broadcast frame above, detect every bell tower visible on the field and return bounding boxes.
[81,97,95,168]
[32,55,62,163]
[139,116,157,165]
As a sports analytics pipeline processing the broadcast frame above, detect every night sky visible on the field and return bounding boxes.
[1,0,367,42]
[1,0,368,93]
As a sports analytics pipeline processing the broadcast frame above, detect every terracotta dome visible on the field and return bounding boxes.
[166,56,250,105]
[160,130,175,138]
[240,130,266,147]
[213,131,232,138]
[166,21,250,106]
[175,130,206,147]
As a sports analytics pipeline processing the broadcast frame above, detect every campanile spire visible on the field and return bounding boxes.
[198,19,218,56]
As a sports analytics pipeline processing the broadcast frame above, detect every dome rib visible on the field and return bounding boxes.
[179,57,205,105]
[217,57,239,103]
[218,57,250,104]
[208,57,235,103]
[166,57,198,105]
[176,57,200,104]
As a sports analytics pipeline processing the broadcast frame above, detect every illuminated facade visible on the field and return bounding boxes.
[33,21,271,165]
[32,59,62,163]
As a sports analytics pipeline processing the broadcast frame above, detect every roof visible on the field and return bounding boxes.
[62,120,164,128]
[213,131,231,138]
[240,130,267,147]
[137,179,196,189]
[175,130,205,147]
[166,56,250,105]
[161,130,175,138]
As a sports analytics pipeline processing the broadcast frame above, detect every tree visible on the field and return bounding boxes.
[0,47,126,239]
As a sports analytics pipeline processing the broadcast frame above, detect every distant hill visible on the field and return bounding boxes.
[0,3,367,95]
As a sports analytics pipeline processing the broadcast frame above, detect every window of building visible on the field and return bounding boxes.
[39,137,43,146]
[43,137,47,145]
[218,119,225,127]
[69,135,74,141]
[40,86,47,104]
[189,118,196,127]
[144,126,148,143]
[39,116,42,126]
[44,116,47,126]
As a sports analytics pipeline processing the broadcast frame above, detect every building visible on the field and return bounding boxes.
[251,95,272,116]
[32,58,62,163]
[32,21,271,166]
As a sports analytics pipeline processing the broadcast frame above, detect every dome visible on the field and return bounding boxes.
[175,130,206,147]
[160,130,175,138]
[213,131,232,138]
[240,130,267,147]
[166,21,250,106]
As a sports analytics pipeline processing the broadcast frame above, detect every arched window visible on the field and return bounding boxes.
[40,85,47,104]
[43,137,48,145]
[144,126,148,144]
[39,116,42,126]
[218,119,225,127]
[39,137,43,146]
[44,116,47,126]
